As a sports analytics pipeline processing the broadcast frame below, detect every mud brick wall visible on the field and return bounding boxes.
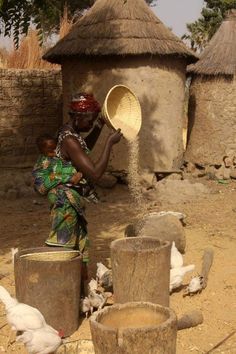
[0,69,62,167]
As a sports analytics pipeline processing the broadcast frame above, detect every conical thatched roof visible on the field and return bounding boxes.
[188,9,236,76]
[43,0,197,64]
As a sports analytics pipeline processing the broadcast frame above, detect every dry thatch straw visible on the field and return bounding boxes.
[59,6,73,39]
[43,0,197,64]
[188,9,236,76]
[0,47,8,68]
[6,29,58,69]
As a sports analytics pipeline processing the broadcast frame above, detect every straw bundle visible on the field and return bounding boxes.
[20,250,81,261]
[102,85,142,141]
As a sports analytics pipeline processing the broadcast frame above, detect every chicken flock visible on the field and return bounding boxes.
[80,242,204,318]
[80,262,113,318]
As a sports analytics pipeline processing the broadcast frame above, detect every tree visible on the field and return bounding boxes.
[0,0,157,48]
[182,0,236,51]
[0,1,92,47]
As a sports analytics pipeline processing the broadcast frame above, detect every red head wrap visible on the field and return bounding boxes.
[70,93,101,113]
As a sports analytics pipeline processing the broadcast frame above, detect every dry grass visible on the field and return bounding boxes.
[0,47,8,68]
[59,7,73,39]
[5,29,57,69]
[0,7,72,70]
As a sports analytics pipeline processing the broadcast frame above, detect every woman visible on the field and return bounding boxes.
[45,93,122,266]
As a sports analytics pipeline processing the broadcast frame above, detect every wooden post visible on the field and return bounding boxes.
[201,248,214,289]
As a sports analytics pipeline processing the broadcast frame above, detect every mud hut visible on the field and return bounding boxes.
[43,0,196,172]
[185,9,236,167]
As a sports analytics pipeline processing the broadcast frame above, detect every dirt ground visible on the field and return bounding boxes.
[0,177,236,354]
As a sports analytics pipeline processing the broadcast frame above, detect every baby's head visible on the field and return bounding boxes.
[36,134,57,157]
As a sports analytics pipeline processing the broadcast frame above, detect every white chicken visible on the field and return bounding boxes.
[170,264,195,293]
[80,297,92,318]
[96,262,109,281]
[80,291,107,318]
[96,262,113,290]
[0,285,46,331]
[184,275,204,296]
[88,278,98,294]
[170,241,183,269]
[88,291,107,313]
[16,326,62,354]
[100,270,113,291]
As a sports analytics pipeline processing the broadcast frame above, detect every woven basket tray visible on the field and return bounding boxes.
[20,250,81,262]
[102,85,142,141]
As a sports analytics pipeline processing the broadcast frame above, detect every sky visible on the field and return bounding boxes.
[153,0,204,37]
[0,0,204,50]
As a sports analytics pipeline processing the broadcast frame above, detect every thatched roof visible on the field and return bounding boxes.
[188,9,236,76]
[43,0,197,64]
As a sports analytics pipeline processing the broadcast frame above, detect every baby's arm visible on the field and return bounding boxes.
[70,171,83,185]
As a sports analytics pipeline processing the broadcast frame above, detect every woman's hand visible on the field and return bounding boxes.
[108,129,123,145]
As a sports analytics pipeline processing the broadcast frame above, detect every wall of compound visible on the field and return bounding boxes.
[0,69,62,167]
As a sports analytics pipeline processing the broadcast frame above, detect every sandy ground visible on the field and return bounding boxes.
[0,178,236,354]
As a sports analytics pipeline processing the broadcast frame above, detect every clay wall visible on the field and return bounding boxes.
[185,76,236,165]
[62,56,187,172]
[0,69,62,167]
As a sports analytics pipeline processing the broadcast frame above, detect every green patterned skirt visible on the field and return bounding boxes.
[46,186,89,263]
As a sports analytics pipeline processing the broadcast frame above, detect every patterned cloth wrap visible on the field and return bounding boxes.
[32,125,98,262]
[32,156,78,196]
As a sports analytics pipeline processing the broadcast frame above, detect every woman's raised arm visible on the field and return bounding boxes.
[62,130,122,182]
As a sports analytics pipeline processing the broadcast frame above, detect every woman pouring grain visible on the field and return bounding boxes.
[45,93,122,280]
